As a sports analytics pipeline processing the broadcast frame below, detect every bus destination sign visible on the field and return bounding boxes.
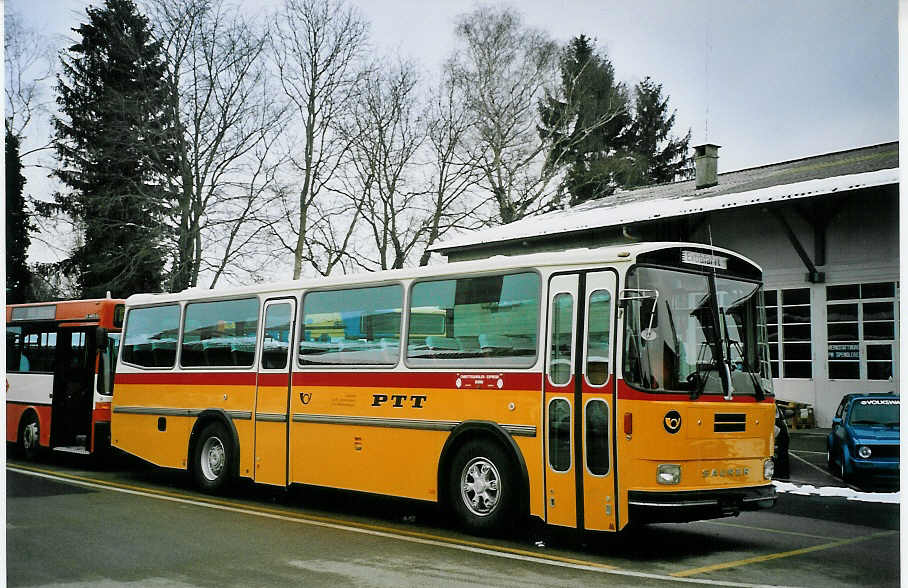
[681,250,728,270]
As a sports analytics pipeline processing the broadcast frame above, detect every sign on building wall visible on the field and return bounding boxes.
[828,343,859,360]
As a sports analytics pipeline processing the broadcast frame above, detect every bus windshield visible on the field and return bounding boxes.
[622,266,772,397]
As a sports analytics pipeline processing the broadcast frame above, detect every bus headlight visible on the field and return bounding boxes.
[857,446,872,459]
[763,459,774,480]
[657,464,681,485]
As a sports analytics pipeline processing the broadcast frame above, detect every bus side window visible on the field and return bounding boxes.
[6,327,23,372]
[299,285,403,366]
[122,305,181,368]
[182,298,259,368]
[586,290,611,386]
[407,272,540,367]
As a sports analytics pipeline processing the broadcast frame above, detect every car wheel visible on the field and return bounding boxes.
[19,412,40,460]
[826,447,834,471]
[192,422,234,493]
[838,450,849,483]
[776,453,790,478]
[449,440,520,536]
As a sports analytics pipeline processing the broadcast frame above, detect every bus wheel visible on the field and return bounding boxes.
[449,440,517,535]
[192,422,233,492]
[19,412,40,460]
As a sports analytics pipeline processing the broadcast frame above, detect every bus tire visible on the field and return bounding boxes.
[19,411,40,461]
[448,439,518,535]
[192,421,234,492]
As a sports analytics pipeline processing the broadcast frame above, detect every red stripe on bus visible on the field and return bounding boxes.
[115,370,541,389]
[291,371,542,390]
[115,372,258,386]
[257,373,291,387]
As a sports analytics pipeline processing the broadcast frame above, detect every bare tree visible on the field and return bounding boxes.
[147,0,286,290]
[270,0,369,279]
[448,5,562,224]
[336,60,427,271]
[4,6,54,150]
[418,70,487,266]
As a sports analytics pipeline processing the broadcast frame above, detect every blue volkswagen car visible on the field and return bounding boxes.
[827,393,899,482]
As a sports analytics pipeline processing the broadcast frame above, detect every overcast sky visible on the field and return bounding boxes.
[7,0,899,265]
[13,0,897,171]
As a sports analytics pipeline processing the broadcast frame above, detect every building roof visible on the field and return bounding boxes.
[432,141,899,255]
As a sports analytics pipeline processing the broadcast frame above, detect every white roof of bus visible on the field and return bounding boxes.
[125,241,759,306]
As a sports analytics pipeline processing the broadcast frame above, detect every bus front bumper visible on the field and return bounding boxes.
[628,484,777,523]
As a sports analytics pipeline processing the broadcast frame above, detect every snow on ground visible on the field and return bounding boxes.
[773,480,900,504]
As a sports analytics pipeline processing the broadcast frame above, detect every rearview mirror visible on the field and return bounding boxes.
[620,289,659,340]
[95,326,109,348]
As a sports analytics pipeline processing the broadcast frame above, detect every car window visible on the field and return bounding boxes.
[835,398,847,419]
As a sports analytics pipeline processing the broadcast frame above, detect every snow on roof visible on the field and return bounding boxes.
[435,168,898,253]
[432,142,899,254]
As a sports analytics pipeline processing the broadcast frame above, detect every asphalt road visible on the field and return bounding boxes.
[6,450,900,588]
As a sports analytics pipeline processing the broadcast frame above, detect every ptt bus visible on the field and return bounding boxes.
[111,243,777,534]
[6,298,125,458]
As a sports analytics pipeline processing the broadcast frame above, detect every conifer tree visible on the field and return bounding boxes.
[539,36,691,206]
[538,35,633,206]
[5,127,33,303]
[628,76,691,185]
[50,0,178,298]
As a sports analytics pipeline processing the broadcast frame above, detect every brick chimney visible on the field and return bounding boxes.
[694,143,720,189]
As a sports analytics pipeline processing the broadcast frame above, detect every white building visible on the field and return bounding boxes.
[432,142,899,426]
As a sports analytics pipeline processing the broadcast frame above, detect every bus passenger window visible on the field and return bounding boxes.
[122,305,181,368]
[586,290,611,386]
[407,272,539,367]
[548,398,571,472]
[6,327,24,372]
[585,399,609,475]
[549,293,573,385]
[182,298,259,367]
[262,303,292,370]
[299,285,402,366]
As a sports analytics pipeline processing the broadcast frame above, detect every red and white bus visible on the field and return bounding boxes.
[112,243,777,534]
[6,298,125,458]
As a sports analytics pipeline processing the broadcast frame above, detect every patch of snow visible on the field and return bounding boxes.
[432,168,898,251]
[773,480,900,504]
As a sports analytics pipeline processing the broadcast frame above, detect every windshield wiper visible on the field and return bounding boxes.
[729,339,765,401]
[689,342,714,400]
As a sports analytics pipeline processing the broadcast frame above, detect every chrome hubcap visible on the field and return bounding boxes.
[23,421,38,450]
[461,457,501,516]
[201,436,226,481]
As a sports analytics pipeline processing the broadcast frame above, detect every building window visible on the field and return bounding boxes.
[763,288,812,379]
[826,282,897,381]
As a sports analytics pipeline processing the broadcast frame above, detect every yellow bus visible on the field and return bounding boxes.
[112,243,777,534]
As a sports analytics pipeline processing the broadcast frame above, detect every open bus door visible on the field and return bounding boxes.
[543,271,619,531]
[50,328,95,454]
